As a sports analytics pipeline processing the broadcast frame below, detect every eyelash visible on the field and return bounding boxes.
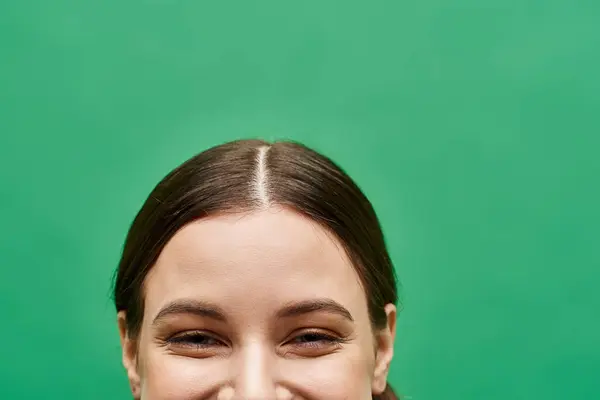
[166,331,223,349]
[288,330,346,349]
[166,330,345,350]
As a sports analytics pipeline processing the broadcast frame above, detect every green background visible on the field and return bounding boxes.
[1,1,599,398]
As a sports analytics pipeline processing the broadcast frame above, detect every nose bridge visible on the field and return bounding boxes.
[235,339,277,399]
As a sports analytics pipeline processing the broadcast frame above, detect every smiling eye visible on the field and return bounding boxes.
[286,330,347,355]
[292,332,338,344]
[167,332,225,349]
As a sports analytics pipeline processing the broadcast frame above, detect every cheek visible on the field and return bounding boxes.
[140,350,226,399]
[280,347,375,399]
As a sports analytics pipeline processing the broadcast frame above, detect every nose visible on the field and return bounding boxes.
[219,340,291,400]
[238,343,274,399]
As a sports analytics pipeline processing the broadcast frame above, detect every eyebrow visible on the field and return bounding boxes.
[276,298,354,322]
[152,299,228,325]
[152,298,355,326]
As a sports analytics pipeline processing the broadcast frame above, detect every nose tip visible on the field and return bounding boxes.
[275,386,294,400]
[216,385,294,400]
[216,386,235,400]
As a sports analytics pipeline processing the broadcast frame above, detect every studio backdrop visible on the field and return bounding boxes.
[1,1,599,399]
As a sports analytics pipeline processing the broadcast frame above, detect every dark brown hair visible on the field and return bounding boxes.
[113,139,399,399]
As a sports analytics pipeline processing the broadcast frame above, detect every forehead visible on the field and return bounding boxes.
[143,207,369,321]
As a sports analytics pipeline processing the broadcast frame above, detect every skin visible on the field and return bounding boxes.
[118,207,396,399]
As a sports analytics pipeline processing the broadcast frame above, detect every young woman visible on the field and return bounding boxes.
[113,139,400,399]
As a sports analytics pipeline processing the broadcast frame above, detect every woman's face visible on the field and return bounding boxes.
[119,207,396,399]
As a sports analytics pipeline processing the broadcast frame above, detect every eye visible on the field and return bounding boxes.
[166,331,226,350]
[285,330,346,355]
[291,332,338,345]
